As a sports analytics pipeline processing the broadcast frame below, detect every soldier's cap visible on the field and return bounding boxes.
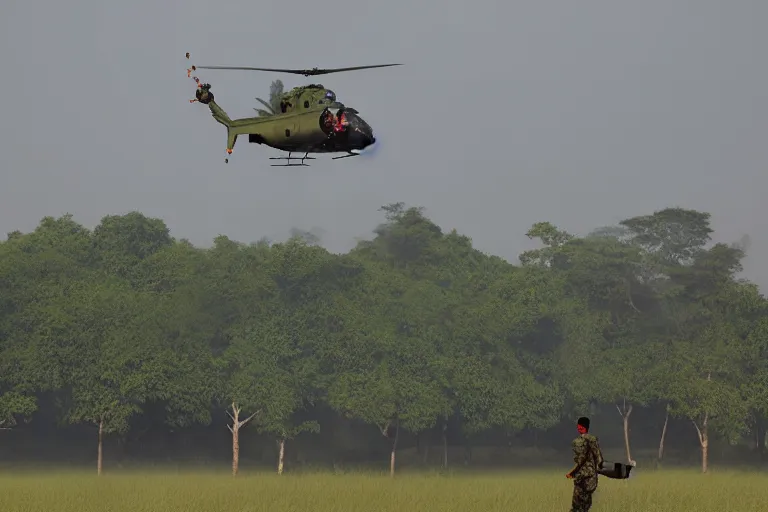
[577,417,590,429]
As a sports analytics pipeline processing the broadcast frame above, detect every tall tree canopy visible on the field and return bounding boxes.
[0,205,765,474]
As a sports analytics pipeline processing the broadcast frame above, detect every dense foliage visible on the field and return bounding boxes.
[0,204,766,475]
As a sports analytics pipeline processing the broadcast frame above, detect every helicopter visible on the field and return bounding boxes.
[185,53,401,165]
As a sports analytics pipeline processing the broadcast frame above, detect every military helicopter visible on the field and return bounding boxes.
[185,53,401,165]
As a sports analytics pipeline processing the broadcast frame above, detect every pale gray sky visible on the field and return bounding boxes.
[1,1,765,285]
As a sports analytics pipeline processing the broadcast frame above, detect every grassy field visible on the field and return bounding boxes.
[0,469,766,511]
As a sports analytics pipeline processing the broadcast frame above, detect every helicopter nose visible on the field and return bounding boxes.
[349,127,375,150]
[344,112,375,149]
[360,126,375,148]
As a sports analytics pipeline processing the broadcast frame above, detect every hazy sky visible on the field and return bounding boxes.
[1,1,765,285]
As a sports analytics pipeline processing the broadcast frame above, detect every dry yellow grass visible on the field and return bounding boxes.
[0,469,765,511]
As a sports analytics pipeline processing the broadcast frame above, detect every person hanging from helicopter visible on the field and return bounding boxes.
[320,109,335,134]
[333,109,349,132]
[320,109,348,136]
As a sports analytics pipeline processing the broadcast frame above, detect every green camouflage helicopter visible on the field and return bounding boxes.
[185,53,401,165]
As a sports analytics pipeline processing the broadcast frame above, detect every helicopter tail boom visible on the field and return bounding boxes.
[207,100,238,153]
[191,83,237,155]
[207,99,232,128]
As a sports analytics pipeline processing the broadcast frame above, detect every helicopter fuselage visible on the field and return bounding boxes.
[195,84,375,160]
[231,107,375,154]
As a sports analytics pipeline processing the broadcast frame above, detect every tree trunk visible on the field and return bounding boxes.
[277,438,285,475]
[755,413,765,461]
[617,400,634,464]
[97,418,104,476]
[658,406,670,461]
[227,402,258,478]
[442,419,448,469]
[693,372,712,474]
[693,412,709,473]
[231,410,240,477]
[390,418,400,477]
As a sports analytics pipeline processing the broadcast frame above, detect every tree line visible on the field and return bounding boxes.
[0,203,766,475]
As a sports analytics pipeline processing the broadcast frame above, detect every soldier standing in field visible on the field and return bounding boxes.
[566,416,604,512]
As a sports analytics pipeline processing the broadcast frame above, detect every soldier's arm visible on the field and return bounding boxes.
[594,437,605,469]
[567,439,588,477]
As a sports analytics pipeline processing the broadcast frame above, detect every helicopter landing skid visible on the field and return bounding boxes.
[332,152,359,160]
[269,152,315,167]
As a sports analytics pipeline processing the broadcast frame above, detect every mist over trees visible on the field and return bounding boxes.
[0,204,766,476]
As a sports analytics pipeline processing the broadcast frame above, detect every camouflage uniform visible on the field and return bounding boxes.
[567,433,604,512]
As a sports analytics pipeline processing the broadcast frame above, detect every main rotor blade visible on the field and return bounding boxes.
[194,63,402,77]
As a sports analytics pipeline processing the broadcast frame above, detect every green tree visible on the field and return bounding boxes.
[1,204,766,474]
[0,215,94,435]
[739,288,768,460]
[323,263,448,476]
[91,212,173,284]
[0,235,38,431]
[661,243,750,472]
[54,280,166,474]
[0,392,36,430]
[222,321,318,475]
[522,220,655,463]
[464,266,564,438]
